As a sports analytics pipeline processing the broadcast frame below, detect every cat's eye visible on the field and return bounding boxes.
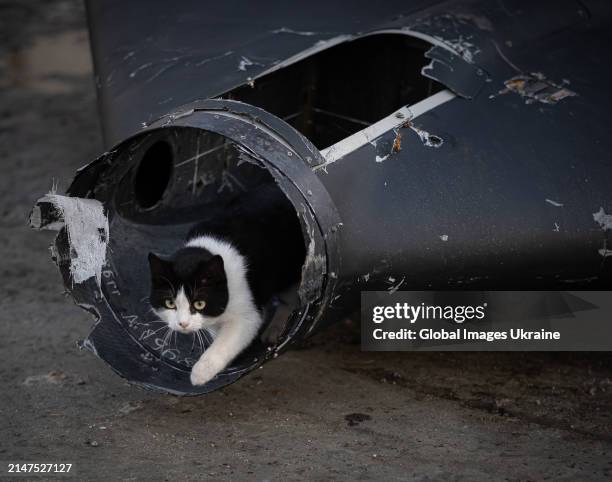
[164,299,176,309]
[193,300,206,310]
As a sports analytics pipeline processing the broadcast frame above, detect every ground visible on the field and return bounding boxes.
[0,1,611,480]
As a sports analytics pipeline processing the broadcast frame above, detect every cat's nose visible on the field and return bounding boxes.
[178,320,189,329]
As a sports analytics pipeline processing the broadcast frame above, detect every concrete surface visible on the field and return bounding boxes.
[0,1,610,480]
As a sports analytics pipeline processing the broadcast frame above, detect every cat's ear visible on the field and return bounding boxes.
[198,254,226,285]
[148,252,172,278]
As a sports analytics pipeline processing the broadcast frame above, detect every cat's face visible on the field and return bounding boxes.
[148,249,229,333]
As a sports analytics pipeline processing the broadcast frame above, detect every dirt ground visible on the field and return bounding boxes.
[0,1,611,480]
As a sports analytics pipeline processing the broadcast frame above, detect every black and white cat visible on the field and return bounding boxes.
[148,184,305,386]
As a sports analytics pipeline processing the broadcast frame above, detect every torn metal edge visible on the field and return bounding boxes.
[317,89,455,169]
[252,27,472,88]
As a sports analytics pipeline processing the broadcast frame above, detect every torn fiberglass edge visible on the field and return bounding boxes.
[31,0,612,394]
[31,99,341,395]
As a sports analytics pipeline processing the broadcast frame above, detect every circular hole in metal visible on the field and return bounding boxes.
[134,140,173,208]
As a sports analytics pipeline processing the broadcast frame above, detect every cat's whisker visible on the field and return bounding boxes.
[201,328,213,346]
[196,330,205,352]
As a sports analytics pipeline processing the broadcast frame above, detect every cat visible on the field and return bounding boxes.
[148,183,305,386]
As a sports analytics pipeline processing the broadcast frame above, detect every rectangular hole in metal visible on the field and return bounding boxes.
[222,34,444,149]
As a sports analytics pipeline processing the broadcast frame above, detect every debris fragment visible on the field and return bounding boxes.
[392,131,402,152]
[23,371,67,386]
[118,401,143,415]
[491,73,576,104]
[545,199,564,207]
[440,234,449,241]
[345,413,372,426]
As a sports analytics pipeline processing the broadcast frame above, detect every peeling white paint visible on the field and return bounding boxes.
[408,123,444,148]
[436,34,481,63]
[375,154,389,163]
[32,194,108,285]
[271,27,319,36]
[77,338,100,356]
[545,199,564,207]
[238,56,262,71]
[593,207,612,230]
[388,277,406,294]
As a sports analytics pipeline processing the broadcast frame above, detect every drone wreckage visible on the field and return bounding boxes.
[30,0,612,394]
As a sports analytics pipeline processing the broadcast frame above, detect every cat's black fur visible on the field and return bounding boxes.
[149,251,229,316]
[149,183,306,310]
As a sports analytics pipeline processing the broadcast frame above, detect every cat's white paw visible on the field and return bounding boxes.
[190,355,224,386]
